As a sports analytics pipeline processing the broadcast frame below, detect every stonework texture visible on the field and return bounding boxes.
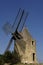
[15,28,37,64]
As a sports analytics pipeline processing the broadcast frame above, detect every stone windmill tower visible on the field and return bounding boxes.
[3,8,37,64]
[15,28,37,64]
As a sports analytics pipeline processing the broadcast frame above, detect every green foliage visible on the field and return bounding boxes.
[0,50,21,64]
[3,51,13,63]
[0,54,4,65]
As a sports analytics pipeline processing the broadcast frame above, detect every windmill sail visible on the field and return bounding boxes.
[3,22,12,35]
[3,8,29,56]
[12,8,22,27]
[3,8,23,34]
[5,37,13,53]
[15,10,24,32]
[3,8,28,35]
[12,8,24,33]
[17,11,28,32]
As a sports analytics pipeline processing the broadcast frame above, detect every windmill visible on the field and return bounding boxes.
[3,8,28,54]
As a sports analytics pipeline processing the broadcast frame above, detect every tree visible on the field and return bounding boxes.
[0,54,4,65]
[3,51,13,63]
[0,50,21,64]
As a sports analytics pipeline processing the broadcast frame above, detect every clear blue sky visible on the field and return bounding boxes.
[0,0,43,63]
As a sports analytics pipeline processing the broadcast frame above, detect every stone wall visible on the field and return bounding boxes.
[15,28,37,64]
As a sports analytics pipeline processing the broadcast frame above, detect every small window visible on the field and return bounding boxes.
[33,53,35,61]
[32,41,34,45]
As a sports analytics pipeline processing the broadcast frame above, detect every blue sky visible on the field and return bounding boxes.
[0,0,43,63]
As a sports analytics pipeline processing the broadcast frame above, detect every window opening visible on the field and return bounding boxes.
[33,53,35,61]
